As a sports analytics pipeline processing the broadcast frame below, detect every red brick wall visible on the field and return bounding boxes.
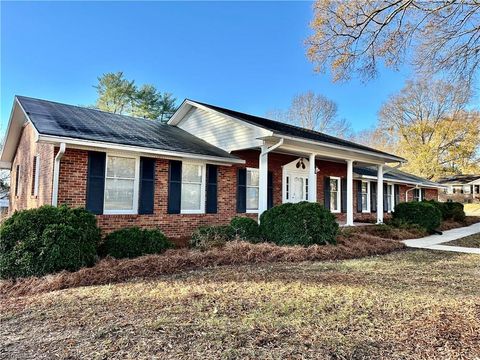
[55,147,439,239]
[9,123,54,213]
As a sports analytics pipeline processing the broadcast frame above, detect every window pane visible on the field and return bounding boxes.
[330,191,338,211]
[362,194,368,211]
[107,156,135,178]
[247,187,259,210]
[182,164,202,183]
[330,179,338,191]
[181,183,201,210]
[293,176,304,200]
[104,179,135,210]
[362,182,368,193]
[247,169,259,186]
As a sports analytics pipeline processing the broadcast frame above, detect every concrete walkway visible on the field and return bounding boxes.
[402,222,480,254]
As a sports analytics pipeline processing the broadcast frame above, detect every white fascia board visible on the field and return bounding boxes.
[37,135,245,166]
[167,100,192,125]
[269,133,405,163]
[0,161,12,169]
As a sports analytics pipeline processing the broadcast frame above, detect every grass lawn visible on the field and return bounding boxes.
[445,233,480,248]
[2,249,480,359]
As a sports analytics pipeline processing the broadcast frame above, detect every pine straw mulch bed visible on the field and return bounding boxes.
[0,234,404,299]
[2,250,480,359]
[439,216,480,231]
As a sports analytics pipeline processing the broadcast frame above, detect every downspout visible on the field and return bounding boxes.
[51,143,66,206]
[405,184,420,202]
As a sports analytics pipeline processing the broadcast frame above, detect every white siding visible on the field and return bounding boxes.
[177,107,270,152]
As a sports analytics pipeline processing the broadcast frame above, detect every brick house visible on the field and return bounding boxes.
[438,175,480,204]
[0,96,442,239]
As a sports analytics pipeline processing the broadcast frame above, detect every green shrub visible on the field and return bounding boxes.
[259,202,338,246]
[100,227,172,259]
[0,205,100,279]
[392,202,441,233]
[230,217,262,243]
[190,225,235,251]
[423,200,466,222]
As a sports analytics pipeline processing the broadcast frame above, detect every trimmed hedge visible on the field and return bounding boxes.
[260,202,338,246]
[230,217,262,242]
[422,200,466,222]
[190,225,235,250]
[0,205,100,279]
[392,202,442,233]
[100,227,172,259]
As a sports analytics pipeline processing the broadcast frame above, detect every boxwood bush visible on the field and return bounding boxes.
[230,216,262,242]
[422,200,465,222]
[392,202,442,233]
[190,225,235,251]
[259,202,338,246]
[0,205,100,279]
[100,227,172,259]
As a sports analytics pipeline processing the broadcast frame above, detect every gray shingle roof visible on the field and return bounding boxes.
[17,96,239,160]
[437,175,480,184]
[354,166,442,187]
[191,100,404,161]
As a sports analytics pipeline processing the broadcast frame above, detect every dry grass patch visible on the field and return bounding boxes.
[1,250,479,359]
[444,233,480,248]
[440,216,480,231]
[0,235,404,298]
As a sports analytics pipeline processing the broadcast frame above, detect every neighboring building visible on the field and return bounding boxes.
[0,191,9,215]
[437,175,480,203]
[0,96,443,240]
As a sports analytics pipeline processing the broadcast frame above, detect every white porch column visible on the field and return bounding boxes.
[346,160,354,226]
[308,153,317,202]
[258,145,269,220]
[377,164,384,223]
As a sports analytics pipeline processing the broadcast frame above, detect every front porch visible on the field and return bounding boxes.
[237,135,404,225]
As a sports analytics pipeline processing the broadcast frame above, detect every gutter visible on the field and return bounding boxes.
[51,143,66,206]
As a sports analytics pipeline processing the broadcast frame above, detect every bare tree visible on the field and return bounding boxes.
[307,1,480,84]
[377,79,480,179]
[267,91,353,139]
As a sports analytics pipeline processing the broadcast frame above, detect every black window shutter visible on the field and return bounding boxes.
[206,164,218,214]
[341,178,347,213]
[420,188,424,201]
[323,176,330,210]
[394,184,400,206]
[383,183,388,211]
[167,160,182,214]
[357,180,363,212]
[236,168,247,213]
[267,171,274,209]
[138,157,155,215]
[86,151,106,215]
[371,181,377,213]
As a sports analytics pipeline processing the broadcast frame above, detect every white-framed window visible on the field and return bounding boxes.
[181,162,206,214]
[413,188,422,202]
[386,184,395,212]
[31,155,40,197]
[463,185,471,194]
[330,177,341,213]
[361,181,370,213]
[104,154,140,214]
[246,168,259,212]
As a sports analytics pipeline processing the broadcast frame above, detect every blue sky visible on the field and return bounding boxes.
[1,1,412,136]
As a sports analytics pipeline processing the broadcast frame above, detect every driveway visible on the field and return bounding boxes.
[402,222,480,254]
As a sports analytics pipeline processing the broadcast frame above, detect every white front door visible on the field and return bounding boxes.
[283,158,310,203]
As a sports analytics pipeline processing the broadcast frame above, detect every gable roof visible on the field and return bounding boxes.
[437,174,480,185]
[186,100,404,162]
[8,96,240,162]
[354,166,443,188]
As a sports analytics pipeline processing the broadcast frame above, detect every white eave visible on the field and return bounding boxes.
[37,134,245,166]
